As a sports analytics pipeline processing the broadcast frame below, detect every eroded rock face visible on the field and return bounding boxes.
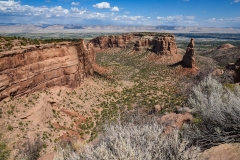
[90,33,178,55]
[182,38,195,68]
[0,40,95,101]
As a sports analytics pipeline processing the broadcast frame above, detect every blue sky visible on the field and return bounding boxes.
[0,0,239,27]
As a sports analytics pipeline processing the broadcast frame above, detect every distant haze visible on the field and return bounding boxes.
[0,0,240,27]
[0,24,240,34]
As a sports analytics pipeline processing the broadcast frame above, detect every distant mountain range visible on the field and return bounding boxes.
[0,23,240,33]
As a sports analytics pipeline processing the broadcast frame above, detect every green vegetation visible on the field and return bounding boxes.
[0,134,10,160]
[0,32,117,41]
[174,33,240,41]
[175,33,240,52]
[7,125,13,131]
[0,35,83,52]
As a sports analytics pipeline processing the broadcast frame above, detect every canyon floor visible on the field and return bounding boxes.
[1,33,240,159]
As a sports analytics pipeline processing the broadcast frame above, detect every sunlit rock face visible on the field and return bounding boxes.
[0,40,95,101]
[182,38,195,68]
[90,32,178,55]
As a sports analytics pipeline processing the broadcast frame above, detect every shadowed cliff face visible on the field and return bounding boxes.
[90,33,178,55]
[0,40,95,101]
[227,58,240,83]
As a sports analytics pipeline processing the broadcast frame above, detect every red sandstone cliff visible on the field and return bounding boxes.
[0,40,95,101]
[90,33,178,55]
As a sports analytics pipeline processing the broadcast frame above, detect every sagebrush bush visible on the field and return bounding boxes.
[54,146,78,160]
[19,138,43,160]
[54,120,199,160]
[186,75,240,149]
[188,75,240,128]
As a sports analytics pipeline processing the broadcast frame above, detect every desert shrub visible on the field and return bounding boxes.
[186,75,240,149]
[54,145,77,160]
[188,75,240,128]
[54,120,199,160]
[79,123,198,160]
[0,141,10,160]
[20,138,43,160]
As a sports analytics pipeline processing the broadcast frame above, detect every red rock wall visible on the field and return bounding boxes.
[90,33,178,55]
[0,40,95,100]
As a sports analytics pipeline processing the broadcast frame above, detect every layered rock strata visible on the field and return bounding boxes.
[182,38,195,68]
[0,40,95,101]
[90,33,178,55]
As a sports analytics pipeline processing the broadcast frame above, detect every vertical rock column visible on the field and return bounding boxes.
[182,38,195,68]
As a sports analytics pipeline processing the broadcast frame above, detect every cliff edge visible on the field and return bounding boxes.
[90,32,178,55]
[0,40,95,101]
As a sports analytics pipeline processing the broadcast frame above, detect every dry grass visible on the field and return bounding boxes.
[186,75,240,149]
[54,119,200,160]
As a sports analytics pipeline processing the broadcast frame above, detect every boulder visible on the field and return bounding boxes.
[160,113,193,134]
[199,143,240,160]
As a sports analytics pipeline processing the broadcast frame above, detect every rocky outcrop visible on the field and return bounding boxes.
[90,32,178,55]
[217,43,234,50]
[226,58,240,83]
[182,38,195,68]
[0,40,95,101]
[160,113,193,134]
[199,143,240,160]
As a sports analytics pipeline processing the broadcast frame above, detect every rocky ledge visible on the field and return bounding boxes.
[90,32,178,55]
[0,40,95,101]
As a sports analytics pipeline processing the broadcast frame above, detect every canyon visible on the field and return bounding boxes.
[2,33,238,160]
[0,33,179,101]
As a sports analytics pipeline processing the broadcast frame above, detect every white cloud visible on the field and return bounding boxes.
[0,0,90,18]
[156,15,184,21]
[71,2,80,6]
[0,0,19,8]
[0,1,204,26]
[92,2,120,12]
[234,0,240,3]
[93,2,111,9]
[185,16,195,20]
[156,15,195,22]
[156,15,197,26]
[118,15,144,21]
[110,6,119,12]
[207,17,240,24]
